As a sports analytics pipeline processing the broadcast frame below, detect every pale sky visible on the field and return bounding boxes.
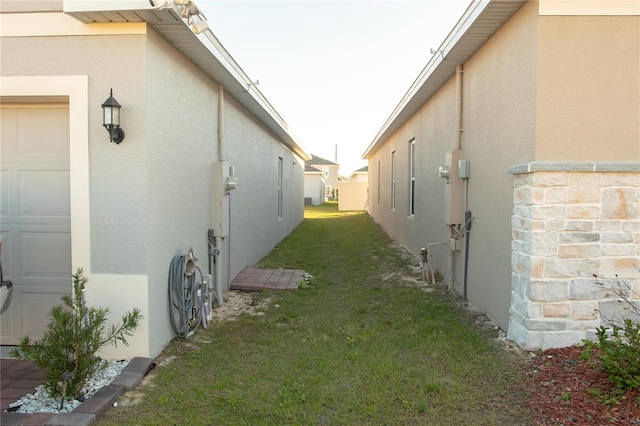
[198,0,471,175]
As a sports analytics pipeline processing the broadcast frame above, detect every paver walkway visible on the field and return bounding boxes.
[230,267,305,291]
[1,358,43,411]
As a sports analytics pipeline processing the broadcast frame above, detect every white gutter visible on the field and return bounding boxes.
[62,0,311,162]
[362,0,528,159]
[218,85,225,162]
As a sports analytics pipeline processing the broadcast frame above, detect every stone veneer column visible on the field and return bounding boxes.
[507,162,640,350]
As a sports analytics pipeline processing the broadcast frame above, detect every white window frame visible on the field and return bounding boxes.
[278,157,283,220]
[377,160,381,205]
[409,139,416,217]
[391,151,396,211]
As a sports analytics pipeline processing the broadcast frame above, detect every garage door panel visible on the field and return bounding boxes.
[21,292,65,338]
[0,304,13,335]
[0,107,18,155]
[19,170,70,218]
[0,104,71,344]
[0,170,8,217]
[20,231,71,278]
[1,229,13,279]
[16,107,69,155]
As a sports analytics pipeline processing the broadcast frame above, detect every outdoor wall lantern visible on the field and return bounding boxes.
[101,89,125,144]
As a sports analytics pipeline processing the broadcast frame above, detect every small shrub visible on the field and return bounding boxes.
[594,320,640,390]
[12,268,141,399]
[585,275,640,392]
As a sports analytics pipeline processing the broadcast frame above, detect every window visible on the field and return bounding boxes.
[391,151,396,210]
[409,139,416,216]
[325,185,333,200]
[278,157,283,219]
[377,161,381,205]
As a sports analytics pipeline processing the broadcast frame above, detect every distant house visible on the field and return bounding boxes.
[305,154,339,200]
[363,0,639,350]
[303,165,326,206]
[336,166,369,211]
[0,0,310,358]
[350,166,368,183]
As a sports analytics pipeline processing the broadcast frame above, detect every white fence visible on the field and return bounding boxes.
[338,182,368,211]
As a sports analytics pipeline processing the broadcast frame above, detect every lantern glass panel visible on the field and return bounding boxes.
[112,106,120,126]
[103,106,113,126]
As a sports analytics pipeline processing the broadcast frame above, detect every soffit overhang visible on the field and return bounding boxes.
[362,0,527,159]
[64,1,311,161]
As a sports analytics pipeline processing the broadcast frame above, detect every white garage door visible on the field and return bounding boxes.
[0,103,71,345]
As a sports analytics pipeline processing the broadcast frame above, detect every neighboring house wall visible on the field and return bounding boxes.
[325,165,340,195]
[351,172,368,184]
[367,76,462,299]
[304,174,325,206]
[305,155,339,201]
[1,8,308,358]
[224,94,305,277]
[364,0,639,349]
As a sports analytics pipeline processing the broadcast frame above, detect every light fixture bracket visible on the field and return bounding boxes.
[106,125,125,144]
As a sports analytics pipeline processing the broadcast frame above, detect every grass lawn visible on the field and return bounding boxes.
[99,203,530,425]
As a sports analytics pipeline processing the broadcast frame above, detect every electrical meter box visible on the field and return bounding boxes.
[444,150,464,225]
[211,161,237,237]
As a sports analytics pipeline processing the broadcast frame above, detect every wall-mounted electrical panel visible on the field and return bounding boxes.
[442,149,464,225]
[211,161,238,237]
[458,159,470,179]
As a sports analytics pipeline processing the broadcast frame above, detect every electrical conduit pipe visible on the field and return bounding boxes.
[446,64,464,291]
[213,83,225,307]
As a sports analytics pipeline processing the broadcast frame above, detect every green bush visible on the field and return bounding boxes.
[593,320,640,390]
[12,268,141,399]
[586,275,640,392]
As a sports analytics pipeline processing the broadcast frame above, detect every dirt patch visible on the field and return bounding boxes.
[384,242,435,292]
[210,290,271,321]
[116,290,269,408]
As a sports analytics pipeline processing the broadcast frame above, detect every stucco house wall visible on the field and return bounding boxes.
[350,172,368,184]
[304,173,326,206]
[223,94,305,276]
[367,76,462,297]
[460,0,538,330]
[364,0,639,349]
[1,3,309,358]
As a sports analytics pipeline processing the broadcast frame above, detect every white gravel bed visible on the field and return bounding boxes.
[8,359,129,414]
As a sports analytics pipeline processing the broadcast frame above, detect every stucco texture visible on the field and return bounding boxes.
[367,1,539,331]
[1,32,149,275]
[536,15,640,161]
[1,24,306,357]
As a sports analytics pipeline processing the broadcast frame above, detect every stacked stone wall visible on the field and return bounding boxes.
[507,162,640,350]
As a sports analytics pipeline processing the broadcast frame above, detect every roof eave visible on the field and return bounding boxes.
[63,0,311,162]
[362,0,526,159]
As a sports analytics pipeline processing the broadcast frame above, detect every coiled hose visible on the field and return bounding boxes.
[168,252,206,338]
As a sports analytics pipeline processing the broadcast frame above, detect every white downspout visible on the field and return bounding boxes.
[214,84,225,307]
[455,64,463,151]
[218,84,226,162]
[447,64,464,290]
